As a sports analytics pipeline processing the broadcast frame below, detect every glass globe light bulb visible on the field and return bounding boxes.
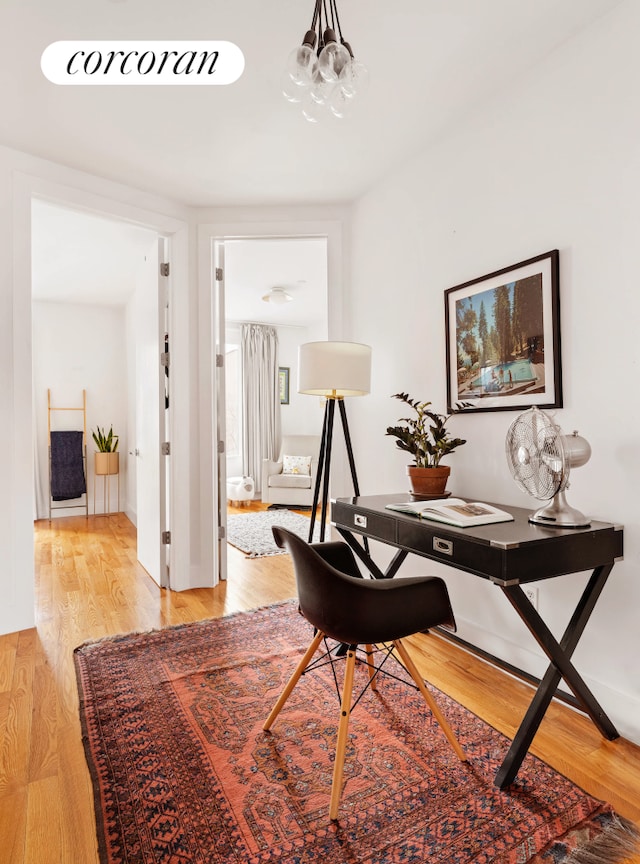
[318,28,351,82]
[301,92,325,123]
[286,44,317,86]
[282,71,309,104]
[309,67,334,106]
[329,85,355,119]
[349,59,369,94]
[339,57,369,98]
[285,30,318,86]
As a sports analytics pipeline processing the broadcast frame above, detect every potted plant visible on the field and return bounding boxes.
[385,392,466,496]
[92,425,120,476]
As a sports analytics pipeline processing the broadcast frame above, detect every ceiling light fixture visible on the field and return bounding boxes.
[282,0,369,123]
[262,287,293,304]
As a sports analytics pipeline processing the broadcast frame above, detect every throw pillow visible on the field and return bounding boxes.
[282,454,312,476]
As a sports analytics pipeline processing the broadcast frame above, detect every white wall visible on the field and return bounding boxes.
[277,323,327,439]
[347,0,640,743]
[33,301,128,518]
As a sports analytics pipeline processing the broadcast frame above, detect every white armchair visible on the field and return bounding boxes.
[261,435,321,507]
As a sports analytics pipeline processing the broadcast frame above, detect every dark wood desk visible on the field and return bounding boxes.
[331,492,624,788]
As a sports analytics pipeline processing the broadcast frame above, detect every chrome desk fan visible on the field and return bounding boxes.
[505,406,592,527]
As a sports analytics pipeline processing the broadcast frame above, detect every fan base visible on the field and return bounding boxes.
[529,492,590,529]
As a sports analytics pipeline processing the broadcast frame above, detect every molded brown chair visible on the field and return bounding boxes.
[263,526,467,820]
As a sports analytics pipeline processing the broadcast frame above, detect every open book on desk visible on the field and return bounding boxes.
[385,497,514,528]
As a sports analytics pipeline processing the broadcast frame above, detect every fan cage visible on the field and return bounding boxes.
[505,408,566,501]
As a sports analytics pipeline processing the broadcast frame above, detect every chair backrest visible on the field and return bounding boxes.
[272,526,456,645]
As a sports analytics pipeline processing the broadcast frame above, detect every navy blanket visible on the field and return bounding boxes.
[50,431,86,501]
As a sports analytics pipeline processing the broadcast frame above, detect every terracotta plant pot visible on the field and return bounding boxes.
[95,452,119,476]
[406,465,450,497]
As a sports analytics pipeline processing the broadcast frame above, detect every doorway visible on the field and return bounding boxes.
[31,199,169,587]
[210,234,331,579]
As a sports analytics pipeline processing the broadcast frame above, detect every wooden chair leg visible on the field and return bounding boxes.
[329,645,357,820]
[263,629,325,731]
[393,639,467,763]
[364,643,378,692]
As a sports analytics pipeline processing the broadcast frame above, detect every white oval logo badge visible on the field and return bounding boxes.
[41,41,245,85]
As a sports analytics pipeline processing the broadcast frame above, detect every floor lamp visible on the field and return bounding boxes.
[298,341,372,543]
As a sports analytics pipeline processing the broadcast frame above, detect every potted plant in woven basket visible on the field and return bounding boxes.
[385,392,466,497]
[92,425,120,476]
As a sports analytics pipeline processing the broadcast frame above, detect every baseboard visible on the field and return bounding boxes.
[449,617,640,746]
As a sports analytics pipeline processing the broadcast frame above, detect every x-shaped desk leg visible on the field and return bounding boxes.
[336,527,408,579]
[495,563,619,788]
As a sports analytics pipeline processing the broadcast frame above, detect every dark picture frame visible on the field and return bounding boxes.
[279,367,290,405]
[445,250,562,413]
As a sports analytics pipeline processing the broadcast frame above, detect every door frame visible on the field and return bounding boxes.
[197,219,344,586]
[13,172,190,596]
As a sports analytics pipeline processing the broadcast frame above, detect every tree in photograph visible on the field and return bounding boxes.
[493,285,512,364]
[512,275,543,356]
[456,299,478,366]
[461,332,480,368]
[489,325,499,359]
[478,300,489,366]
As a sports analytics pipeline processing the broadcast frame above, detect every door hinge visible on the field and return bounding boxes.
[161,442,170,456]
[162,530,171,545]
[215,267,223,281]
[217,440,225,454]
[215,354,224,367]
[218,525,226,540]
[160,262,170,277]
[161,351,170,368]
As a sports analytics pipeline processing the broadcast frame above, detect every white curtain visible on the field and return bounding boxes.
[241,324,280,493]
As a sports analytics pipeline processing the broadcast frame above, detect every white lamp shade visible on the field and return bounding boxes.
[298,341,372,397]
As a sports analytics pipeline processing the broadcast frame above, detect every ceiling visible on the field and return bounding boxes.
[31,199,328,327]
[224,238,327,328]
[31,200,157,306]
[1,0,624,209]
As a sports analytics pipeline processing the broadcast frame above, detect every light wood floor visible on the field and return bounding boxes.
[1,505,639,864]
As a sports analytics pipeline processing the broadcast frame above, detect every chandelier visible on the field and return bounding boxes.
[282,0,369,123]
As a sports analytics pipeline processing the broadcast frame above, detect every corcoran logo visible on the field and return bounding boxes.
[41,41,245,85]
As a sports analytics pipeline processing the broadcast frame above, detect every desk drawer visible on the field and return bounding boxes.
[333,505,398,544]
[398,521,501,580]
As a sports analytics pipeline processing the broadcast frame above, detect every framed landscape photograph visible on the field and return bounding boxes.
[279,367,290,405]
[445,250,562,413]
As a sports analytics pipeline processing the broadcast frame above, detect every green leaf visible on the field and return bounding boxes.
[386,393,465,467]
[91,425,119,452]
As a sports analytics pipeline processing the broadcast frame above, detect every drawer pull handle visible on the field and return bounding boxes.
[354,514,367,528]
[434,537,453,556]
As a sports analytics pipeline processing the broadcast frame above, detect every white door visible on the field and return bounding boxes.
[135,236,169,587]
[213,241,227,581]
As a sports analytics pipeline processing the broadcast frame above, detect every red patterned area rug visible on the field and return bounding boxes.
[75,601,639,864]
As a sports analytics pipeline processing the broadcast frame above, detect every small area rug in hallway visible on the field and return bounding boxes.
[75,601,639,864]
[226,509,320,557]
